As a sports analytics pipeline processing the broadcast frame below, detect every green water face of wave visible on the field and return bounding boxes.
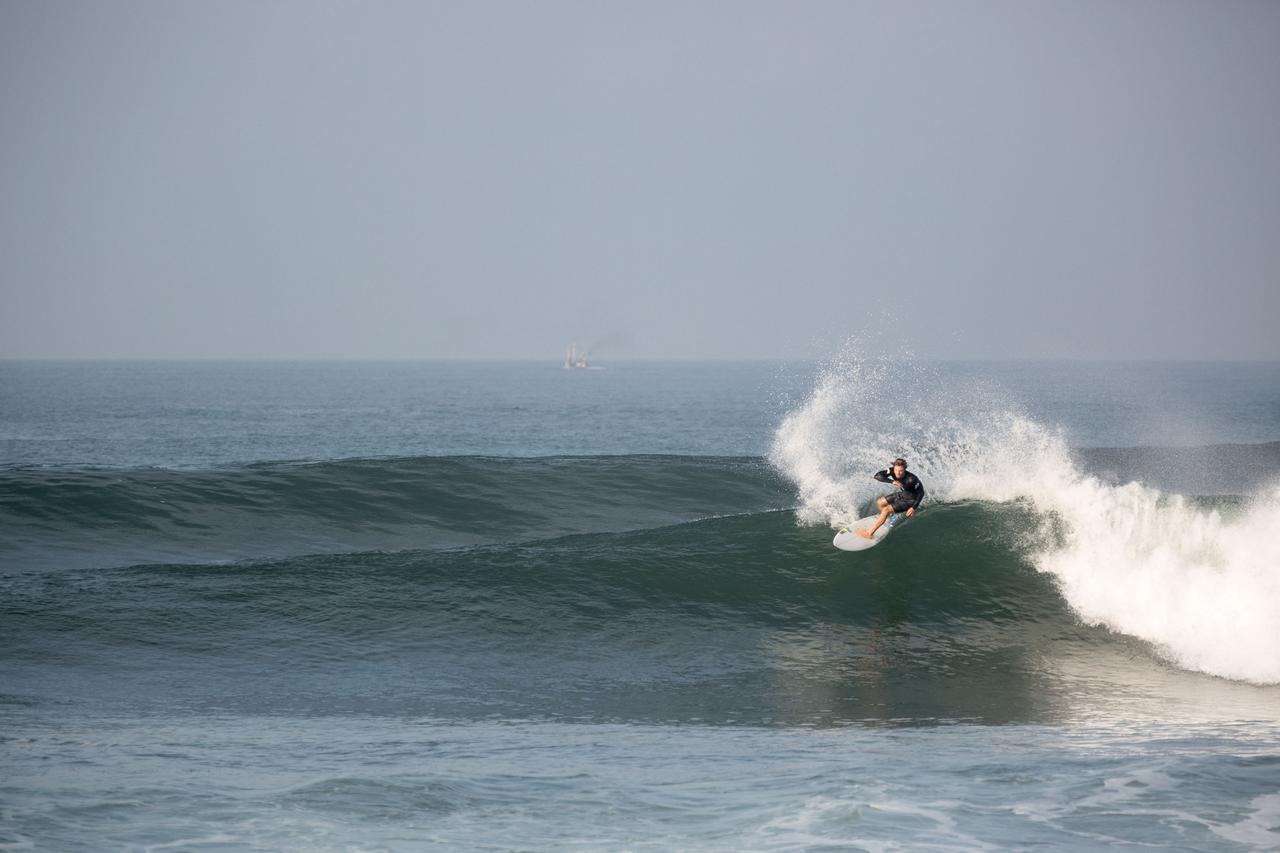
[5,500,1276,727]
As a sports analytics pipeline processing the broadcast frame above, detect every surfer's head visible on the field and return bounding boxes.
[892,457,907,476]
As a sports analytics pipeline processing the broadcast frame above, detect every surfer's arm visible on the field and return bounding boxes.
[873,468,894,485]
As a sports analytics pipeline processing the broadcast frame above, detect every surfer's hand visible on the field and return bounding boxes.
[905,507,915,518]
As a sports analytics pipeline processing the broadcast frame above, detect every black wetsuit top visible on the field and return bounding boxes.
[873,467,926,509]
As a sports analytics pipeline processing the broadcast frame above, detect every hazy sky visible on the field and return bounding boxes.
[2,1,1278,360]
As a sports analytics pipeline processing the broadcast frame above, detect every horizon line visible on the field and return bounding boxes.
[3,355,1279,365]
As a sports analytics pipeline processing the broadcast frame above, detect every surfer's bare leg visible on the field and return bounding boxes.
[856,498,893,539]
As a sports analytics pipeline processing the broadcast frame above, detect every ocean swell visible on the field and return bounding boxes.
[0,455,788,572]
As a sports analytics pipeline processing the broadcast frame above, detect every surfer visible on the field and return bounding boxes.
[856,457,925,539]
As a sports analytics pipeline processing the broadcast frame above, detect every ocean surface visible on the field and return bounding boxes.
[3,359,1279,851]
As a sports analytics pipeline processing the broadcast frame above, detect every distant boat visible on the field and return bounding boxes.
[563,342,589,369]
[563,342,604,369]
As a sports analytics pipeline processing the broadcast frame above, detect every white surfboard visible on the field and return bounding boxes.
[832,511,906,551]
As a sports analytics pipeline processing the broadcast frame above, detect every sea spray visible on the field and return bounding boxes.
[769,352,1035,523]
[771,356,1280,684]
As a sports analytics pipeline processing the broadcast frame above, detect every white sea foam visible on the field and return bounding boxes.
[770,356,1280,684]
[1210,791,1280,848]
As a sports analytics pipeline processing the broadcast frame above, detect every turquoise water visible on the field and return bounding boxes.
[2,360,1279,850]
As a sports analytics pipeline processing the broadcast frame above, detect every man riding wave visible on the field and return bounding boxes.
[856,457,925,539]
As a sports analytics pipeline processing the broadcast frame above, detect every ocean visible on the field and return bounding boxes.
[2,359,1279,851]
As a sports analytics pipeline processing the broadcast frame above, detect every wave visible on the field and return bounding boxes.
[6,390,1280,691]
[7,499,1278,724]
[0,455,789,571]
[0,504,1084,722]
[770,356,1280,685]
[4,504,1067,646]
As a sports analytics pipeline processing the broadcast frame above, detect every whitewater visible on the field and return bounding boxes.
[770,356,1280,684]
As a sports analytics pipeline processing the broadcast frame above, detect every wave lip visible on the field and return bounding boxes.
[771,358,1280,685]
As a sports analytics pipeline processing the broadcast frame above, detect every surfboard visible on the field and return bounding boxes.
[832,511,906,551]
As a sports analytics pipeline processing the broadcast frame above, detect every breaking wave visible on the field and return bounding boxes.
[770,355,1280,684]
